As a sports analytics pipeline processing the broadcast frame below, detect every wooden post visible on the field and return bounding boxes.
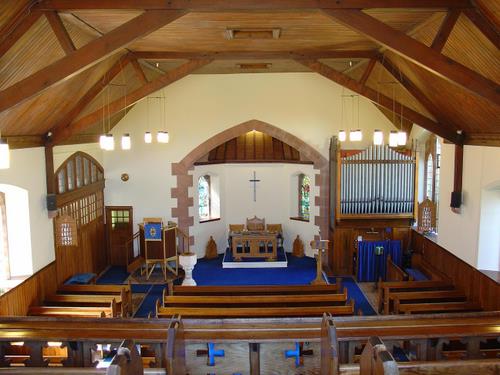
[311,240,329,285]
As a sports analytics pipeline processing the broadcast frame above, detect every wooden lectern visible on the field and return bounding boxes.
[142,218,179,280]
[310,239,329,285]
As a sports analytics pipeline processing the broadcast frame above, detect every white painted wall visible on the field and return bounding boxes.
[54,143,104,171]
[438,144,500,269]
[477,186,500,271]
[191,163,318,257]
[0,148,54,275]
[102,73,396,257]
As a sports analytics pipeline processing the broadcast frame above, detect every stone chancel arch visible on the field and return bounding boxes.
[170,119,329,245]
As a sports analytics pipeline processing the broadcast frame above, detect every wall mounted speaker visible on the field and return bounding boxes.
[47,193,57,211]
[450,191,462,208]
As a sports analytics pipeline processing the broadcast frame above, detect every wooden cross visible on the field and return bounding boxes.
[249,171,260,202]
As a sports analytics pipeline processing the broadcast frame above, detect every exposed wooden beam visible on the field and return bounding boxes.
[297,59,460,143]
[378,57,459,133]
[359,59,376,85]
[431,9,461,52]
[0,11,42,58]
[45,11,76,55]
[323,9,500,106]
[130,58,149,84]
[48,53,132,140]
[0,10,186,115]
[133,50,378,60]
[377,106,413,134]
[4,135,44,149]
[35,0,472,10]
[51,59,211,145]
[465,133,500,146]
[463,8,500,50]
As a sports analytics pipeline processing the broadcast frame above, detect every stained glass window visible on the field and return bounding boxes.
[299,174,310,220]
[198,175,211,221]
[426,155,433,200]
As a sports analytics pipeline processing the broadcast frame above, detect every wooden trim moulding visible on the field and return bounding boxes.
[56,180,105,207]
[0,261,56,300]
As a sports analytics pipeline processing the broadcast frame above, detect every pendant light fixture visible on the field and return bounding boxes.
[397,131,407,146]
[121,133,131,150]
[144,131,152,143]
[389,130,399,147]
[338,130,346,142]
[373,129,384,145]
[0,136,10,169]
[157,131,169,143]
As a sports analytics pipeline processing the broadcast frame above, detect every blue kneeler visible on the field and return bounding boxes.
[285,342,302,367]
[207,342,225,366]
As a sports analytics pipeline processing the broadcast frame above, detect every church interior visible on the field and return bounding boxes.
[0,0,499,374]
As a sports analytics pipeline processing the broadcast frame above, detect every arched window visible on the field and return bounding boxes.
[426,154,434,201]
[298,174,311,221]
[198,175,211,221]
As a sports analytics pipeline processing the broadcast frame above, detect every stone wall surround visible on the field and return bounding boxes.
[171,120,329,247]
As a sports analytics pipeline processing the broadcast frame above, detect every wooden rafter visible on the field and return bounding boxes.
[297,59,460,143]
[0,10,187,114]
[50,59,212,145]
[0,11,42,59]
[431,9,461,52]
[378,57,459,133]
[463,8,500,50]
[130,58,149,84]
[359,59,377,85]
[132,50,378,60]
[45,11,76,55]
[47,53,132,142]
[34,0,472,10]
[323,9,500,106]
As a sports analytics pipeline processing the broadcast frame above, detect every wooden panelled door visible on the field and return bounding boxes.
[105,206,133,266]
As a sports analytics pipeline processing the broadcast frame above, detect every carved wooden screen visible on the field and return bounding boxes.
[53,152,106,283]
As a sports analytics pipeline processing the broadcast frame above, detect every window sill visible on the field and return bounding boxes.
[290,217,310,223]
[199,218,221,224]
[0,276,29,297]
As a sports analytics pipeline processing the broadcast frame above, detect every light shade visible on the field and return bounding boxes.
[349,129,362,142]
[338,130,346,142]
[0,139,9,169]
[99,134,107,150]
[157,131,169,143]
[397,131,407,146]
[144,132,152,144]
[389,131,398,147]
[104,134,114,151]
[121,134,131,150]
[373,129,384,145]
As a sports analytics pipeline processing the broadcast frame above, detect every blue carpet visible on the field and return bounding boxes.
[134,285,166,318]
[96,266,130,285]
[131,284,152,293]
[405,268,428,281]
[330,277,377,316]
[194,253,317,286]
[223,247,287,262]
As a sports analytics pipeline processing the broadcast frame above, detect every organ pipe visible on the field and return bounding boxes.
[338,145,416,217]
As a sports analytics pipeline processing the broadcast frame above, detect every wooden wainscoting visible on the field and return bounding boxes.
[55,216,106,284]
[0,262,57,316]
[411,230,500,311]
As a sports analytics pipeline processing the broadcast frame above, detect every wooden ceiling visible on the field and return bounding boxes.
[0,0,498,148]
[195,130,312,165]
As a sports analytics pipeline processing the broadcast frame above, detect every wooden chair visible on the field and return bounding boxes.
[246,216,265,231]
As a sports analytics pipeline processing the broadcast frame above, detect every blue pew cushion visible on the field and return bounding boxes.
[65,273,96,285]
[405,268,428,281]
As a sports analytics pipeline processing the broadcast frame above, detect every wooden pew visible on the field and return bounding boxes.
[165,315,185,375]
[157,299,355,318]
[169,281,343,296]
[106,339,143,375]
[392,290,467,314]
[412,253,452,282]
[44,295,121,316]
[398,301,482,315]
[377,280,454,314]
[359,336,399,375]
[57,284,132,317]
[27,306,115,318]
[385,254,412,282]
[164,289,348,307]
[320,313,339,375]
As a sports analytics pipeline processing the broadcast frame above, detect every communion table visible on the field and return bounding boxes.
[230,231,278,261]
